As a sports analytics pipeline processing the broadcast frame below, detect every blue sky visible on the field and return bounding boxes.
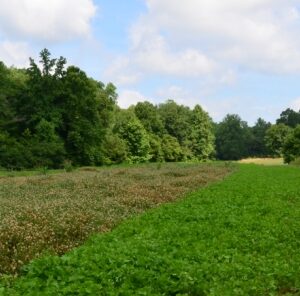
[1,0,300,125]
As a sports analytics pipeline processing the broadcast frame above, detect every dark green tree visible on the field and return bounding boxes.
[0,131,28,169]
[283,125,300,163]
[18,48,66,130]
[0,64,27,132]
[0,62,13,127]
[249,118,271,157]
[100,132,128,165]
[94,81,118,130]
[22,120,66,168]
[158,100,191,145]
[276,108,300,128]
[134,101,164,135]
[215,114,251,160]
[60,66,105,165]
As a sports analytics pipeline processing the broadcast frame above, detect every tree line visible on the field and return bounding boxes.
[0,49,300,169]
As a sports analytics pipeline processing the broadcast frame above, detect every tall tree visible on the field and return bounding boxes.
[283,125,300,163]
[18,48,66,130]
[134,101,164,135]
[265,124,292,157]
[115,110,150,163]
[60,66,105,165]
[0,62,12,126]
[249,118,271,157]
[0,64,27,131]
[215,114,251,160]
[95,81,118,130]
[188,105,215,160]
[158,100,191,145]
[276,108,300,128]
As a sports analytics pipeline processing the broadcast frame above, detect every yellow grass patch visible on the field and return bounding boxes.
[239,158,284,166]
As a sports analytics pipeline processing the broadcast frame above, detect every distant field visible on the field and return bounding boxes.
[0,163,232,276]
[2,164,300,295]
[239,157,284,165]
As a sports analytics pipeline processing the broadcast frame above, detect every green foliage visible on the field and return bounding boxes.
[134,101,164,135]
[118,116,150,163]
[249,118,271,157]
[0,62,13,127]
[0,64,27,132]
[265,123,292,157]
[283,125,300,163]
[215,114,251,160]
[0,49,119,169]
[62,160,74,172]
[158,100,191,144]
[161,134,184,162]
[0,163,230,276]
[0,128,59,171]
[20,120,66,169]
[100,133,128,165]
[148,134,164,162]
[188,105,215,160]
[0,132,29,169]
[2,165,300,295]
[93,81,117,130]
[20,49,66,129]
[60,66,105,165]
[2,48,297,168]
[276,108,300,128]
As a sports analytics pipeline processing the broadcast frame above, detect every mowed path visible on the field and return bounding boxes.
[2,165,300,295]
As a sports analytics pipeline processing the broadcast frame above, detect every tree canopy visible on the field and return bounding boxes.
[215,114,251,160]
[0,49,299,168]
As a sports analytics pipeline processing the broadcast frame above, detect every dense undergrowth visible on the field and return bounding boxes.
[1,164,300,295]
[0,163,232,276]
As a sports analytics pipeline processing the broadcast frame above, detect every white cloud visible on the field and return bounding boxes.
[290,98,300,111]
[105,23,217,83]
[0,0,97,42]
[104,57,141,86]
[106,0,300,94]
[130,24,216,76]
[118,90,154,108]
[142,0,300,73]
[219,69,237,85]
[0,41,32,67]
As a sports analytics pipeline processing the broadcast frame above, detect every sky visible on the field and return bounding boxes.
[1,0,300,125]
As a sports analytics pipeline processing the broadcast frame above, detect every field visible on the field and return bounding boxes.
[239,158,284,166]
[0,163,232,276]
[1,164,300,295]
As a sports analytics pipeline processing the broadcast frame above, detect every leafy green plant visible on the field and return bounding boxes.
[39,166,48,175]
[0,163,231,276]
[1,164,300,295]
[63,160,74,172]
